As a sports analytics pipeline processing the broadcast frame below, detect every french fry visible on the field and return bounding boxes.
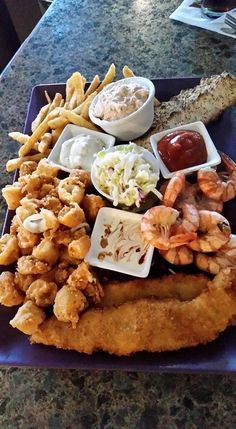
[97,64,116,93]
[80,92,97,120]
[8,132,29,145]
[48,116,69,129]
[59,98,65,108]
[31,104,50,133]
[122,65,135,78]
[72,96,93,115]
[6,153,45,172]
[18,109,59,157]
[52,127,65,145]
[44,90,52,104]
[65,72,86,109]
[38,133,52,153]
[85,75,100,97]
[72,72,86,104]
[60,109,98,131]
[67,90,78,110]
[48,93,63,113]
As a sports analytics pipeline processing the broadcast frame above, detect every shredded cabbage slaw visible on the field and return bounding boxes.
[93,143,162,207]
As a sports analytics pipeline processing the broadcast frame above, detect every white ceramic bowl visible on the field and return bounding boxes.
[47,124,115,173]
[89,77,155,141]
[91,143,160,207]
[150,121,221,179]
[85,207,154,278]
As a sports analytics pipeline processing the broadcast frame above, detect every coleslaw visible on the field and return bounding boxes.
[93,143,162,207]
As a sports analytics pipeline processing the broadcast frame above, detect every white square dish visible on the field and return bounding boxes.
[85,207,154,278]
[150,121,221,179]
[47,124,116,173]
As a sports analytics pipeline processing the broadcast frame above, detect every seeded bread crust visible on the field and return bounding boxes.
[135,72,236,150]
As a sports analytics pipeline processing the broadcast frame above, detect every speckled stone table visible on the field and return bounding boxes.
[0,0,236,427]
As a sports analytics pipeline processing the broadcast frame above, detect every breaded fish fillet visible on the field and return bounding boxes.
[31,269,236,355]
[97,273,209,308]
[135,72,236,150]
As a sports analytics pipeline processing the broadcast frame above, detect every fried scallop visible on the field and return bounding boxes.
[53,285,88,328]
[10,300,46,335]
[0,272,24,307]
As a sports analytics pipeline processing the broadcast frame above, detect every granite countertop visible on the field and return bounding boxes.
[0,0,236,427]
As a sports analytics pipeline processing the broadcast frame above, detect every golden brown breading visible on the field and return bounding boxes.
[68,236,91,260]
[69,169,92,188]
[98,273,209,308]
[31,269,236,355]
[19,161,38,177]
[67,262,103,304]
[0,234,20,265]
[26,279,58,307]
[82,194,106,223]
[53,285,88,327]
[0,272,24,306]
[17,255,52,275]
[32,238,59,265]
[14,272,36,293]
[10,300,46,335]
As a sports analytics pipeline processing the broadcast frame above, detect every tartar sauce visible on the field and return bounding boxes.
[59,134,105,170]
[98,218,149,266]
[94,82,149,121]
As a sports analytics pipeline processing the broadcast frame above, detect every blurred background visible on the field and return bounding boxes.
[0,0,53,72]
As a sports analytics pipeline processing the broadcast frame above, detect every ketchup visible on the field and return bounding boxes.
[158,130,207,172]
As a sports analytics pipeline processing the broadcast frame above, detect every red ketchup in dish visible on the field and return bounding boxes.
[158,130,207,172]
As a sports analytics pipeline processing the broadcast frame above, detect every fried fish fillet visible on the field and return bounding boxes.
[97,273,209,308]
[31,269,236,355]
[135,72,236,150]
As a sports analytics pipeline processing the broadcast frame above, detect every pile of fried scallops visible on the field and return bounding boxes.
[0,65,236,356]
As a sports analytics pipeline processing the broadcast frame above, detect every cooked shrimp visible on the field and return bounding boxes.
[195,234,236,274]
[198,152,236,202]
[141,206,179,250]
[175,182,223,213]
[160,245,194,265]
[188,210,231,252]
[170,203,199,247]
[163,172,185,207]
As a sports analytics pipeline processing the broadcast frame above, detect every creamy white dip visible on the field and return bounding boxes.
[59,134,105,170]
[94,82,149,121]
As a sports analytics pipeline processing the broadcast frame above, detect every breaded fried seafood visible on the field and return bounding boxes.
[31,269,236,355]
[10,300,46,335]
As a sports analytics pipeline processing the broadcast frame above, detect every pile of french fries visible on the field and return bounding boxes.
[6,65,136,173]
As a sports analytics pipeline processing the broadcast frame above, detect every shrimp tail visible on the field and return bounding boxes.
[219,151,236,173]
[169,232,197,248]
